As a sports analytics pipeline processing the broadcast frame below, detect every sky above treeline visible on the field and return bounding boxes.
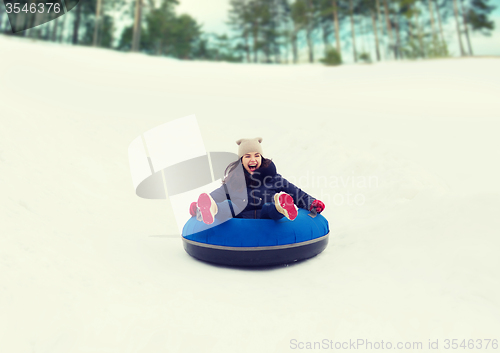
[176,0,500,58]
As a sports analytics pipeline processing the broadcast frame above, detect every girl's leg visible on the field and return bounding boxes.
[215,200,242,223]
[260,202,285,220]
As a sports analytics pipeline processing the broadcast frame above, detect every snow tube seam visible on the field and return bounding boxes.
[182,233,329,251]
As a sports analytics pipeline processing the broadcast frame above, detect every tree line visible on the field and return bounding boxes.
[0,0,496,64]
[227,0,496,64]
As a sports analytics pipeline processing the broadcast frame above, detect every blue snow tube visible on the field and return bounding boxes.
[182,209,329,267]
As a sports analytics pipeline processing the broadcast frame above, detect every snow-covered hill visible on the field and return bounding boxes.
[1,35,499,353]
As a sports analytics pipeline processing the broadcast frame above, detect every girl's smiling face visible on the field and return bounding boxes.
[242,152,262,174]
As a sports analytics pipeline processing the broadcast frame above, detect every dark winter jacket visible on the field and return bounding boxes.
[210,161,316,219]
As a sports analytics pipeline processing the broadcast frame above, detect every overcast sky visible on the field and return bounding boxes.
[175,0,500,59]
[176,0,230,34]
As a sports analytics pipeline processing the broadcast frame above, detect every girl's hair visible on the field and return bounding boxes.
[222,156,272,186]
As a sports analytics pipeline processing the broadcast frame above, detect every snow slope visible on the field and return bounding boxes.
[1,35,499,353]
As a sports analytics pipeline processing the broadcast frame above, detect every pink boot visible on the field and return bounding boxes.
[197,193,218,224]
[274,192,298,221]
[189,202,198,217]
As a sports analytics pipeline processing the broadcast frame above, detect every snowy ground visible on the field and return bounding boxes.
[1,35,500,353]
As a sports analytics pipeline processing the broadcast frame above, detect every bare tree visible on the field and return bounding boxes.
[370,8,381,60]
[93,0,103,46]
[382,0,395,59]
[348,0,358,62]
[427,0,440,53]
[414,6,425,57]
[305,0,315,62]
[72,3,82,44]
[459,0,473,55]
[433,0,447,55]
[332,0,341,54]
[131,0,143,51]
[452,0,466,56]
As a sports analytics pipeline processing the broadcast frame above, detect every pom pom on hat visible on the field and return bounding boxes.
[236,137,263,157]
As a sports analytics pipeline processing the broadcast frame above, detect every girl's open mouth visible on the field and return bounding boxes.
[249,164,257,172]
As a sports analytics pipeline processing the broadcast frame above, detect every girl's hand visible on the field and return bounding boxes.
[310,200,325,213]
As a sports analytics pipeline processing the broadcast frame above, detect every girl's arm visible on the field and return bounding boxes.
[276,174,316,210]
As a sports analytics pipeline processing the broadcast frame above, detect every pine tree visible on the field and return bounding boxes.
[228,0,252,62]
[465,0,496,55]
